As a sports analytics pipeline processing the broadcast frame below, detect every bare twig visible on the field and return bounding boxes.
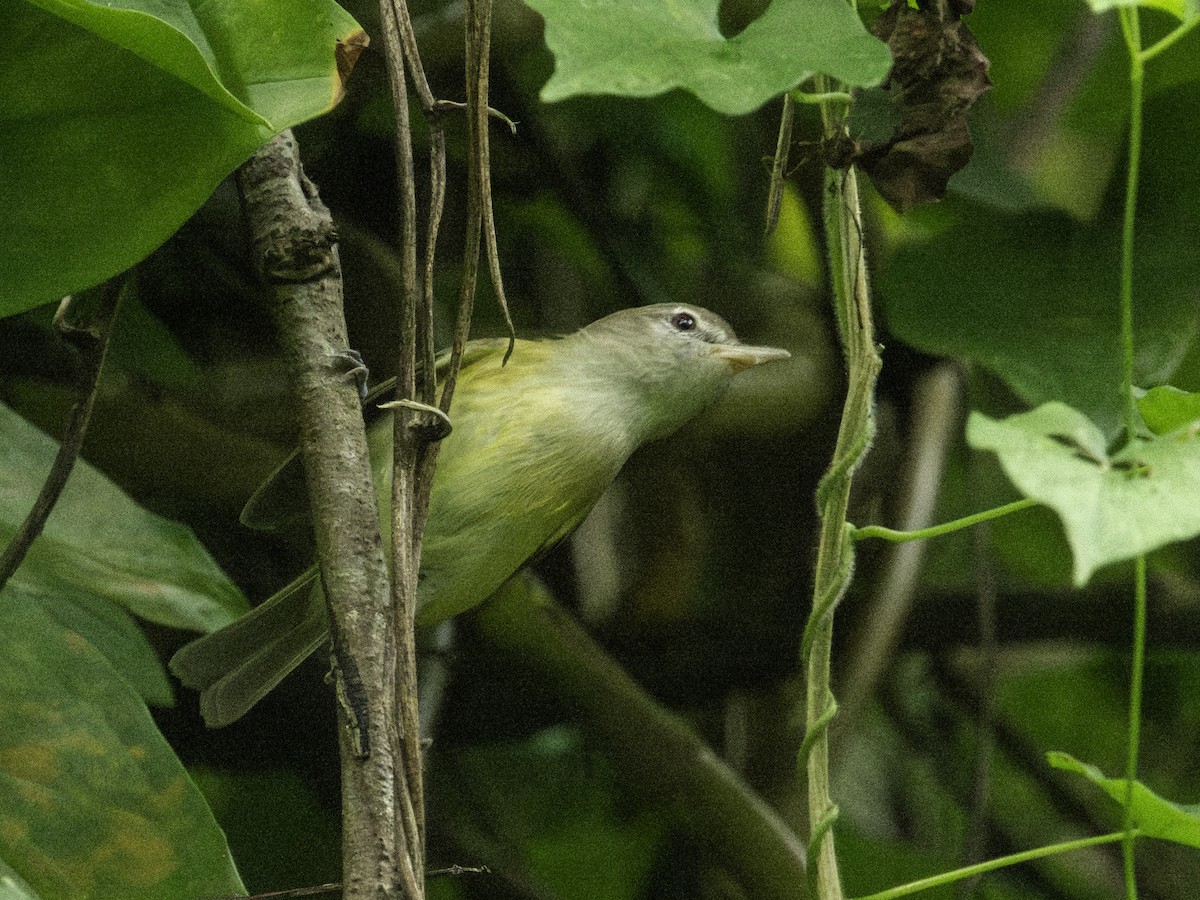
[438,0,487,410]
[237,130,404,900]
[765,93,796,236]
[375,3,510,893]
[377,2,430,889]
[211,882,342,899]
[0,281,124,592]
[468,0,515,359]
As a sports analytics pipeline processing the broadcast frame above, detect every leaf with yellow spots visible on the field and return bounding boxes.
[0,601,244,899]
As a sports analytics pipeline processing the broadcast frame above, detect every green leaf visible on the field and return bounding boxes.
[0,600,245,899]
[1087,0,1199,20]
[880,205,1200,435]
[1049,752,1200,848]
[1137,385,1200,435]
[524,0,892,115]
[3,580,174,707]
[2,0,364,315]
[967,402,1200,586]
[0,402,248,632]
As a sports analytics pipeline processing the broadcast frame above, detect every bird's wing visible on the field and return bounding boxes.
[241,338,516,532]
[413,348,616,625]
[175,337,540,725]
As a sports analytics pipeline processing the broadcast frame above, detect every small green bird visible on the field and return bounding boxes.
[171,304,789,726]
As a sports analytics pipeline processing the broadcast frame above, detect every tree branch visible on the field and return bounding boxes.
[378,2,430,888]
[375,4,509,893]
[474,577,810,900]
[237,130,406,900]
[836,363,962,739]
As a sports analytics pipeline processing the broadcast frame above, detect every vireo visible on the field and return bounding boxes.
[171,304,789,726]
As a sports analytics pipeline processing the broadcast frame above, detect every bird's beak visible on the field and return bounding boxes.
[713,344,791,373]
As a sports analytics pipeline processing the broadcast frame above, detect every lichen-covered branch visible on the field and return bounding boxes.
[238,130,408,900]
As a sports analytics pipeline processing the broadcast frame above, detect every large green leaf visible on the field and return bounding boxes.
[0,402,248,632]
[524,0,892,115]
[3,579,174,707]
[0,600,245,899]
[967,402,1200,585]
[1,0,364,315]
[1049,752,1200,848]
[879,204,1200,435]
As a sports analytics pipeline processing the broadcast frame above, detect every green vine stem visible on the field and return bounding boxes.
[1118,8,1143,445]
[1117,9,1148,898]
[850,831,1133,900]
[1140,12,1200,62]
[852,498,1038,544]
[800,104,882,895]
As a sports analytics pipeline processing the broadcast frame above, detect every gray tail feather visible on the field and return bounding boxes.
[170,567,329,727]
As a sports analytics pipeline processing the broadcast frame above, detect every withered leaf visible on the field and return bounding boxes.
[853,0,991,212]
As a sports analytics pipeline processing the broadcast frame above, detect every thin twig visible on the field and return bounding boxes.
[432,99,518,133]
[437,0,486,413]
[765,92,796,236]
[210,883,342,899]
[468,0,515,361]
[378,0,430,890]
[392,0,449,412]
[376,4,507,893]
[0,281,124,592]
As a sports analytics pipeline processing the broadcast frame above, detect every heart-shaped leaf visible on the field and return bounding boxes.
[524,0,892,115]
[1137,385,1200,436]
[967,402,1200,585]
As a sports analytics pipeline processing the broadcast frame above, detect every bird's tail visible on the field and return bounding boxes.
[170,567,329,727]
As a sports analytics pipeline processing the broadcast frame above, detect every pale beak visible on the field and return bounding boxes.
[713,344,791,373]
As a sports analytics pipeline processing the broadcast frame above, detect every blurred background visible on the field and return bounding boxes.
[2,1,1199,897]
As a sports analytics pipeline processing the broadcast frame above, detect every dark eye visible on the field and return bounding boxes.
[670,311,696,331]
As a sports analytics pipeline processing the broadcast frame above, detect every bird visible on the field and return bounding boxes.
[170,304,790,726]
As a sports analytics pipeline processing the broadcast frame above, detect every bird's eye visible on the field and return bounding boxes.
[670,311,696,332]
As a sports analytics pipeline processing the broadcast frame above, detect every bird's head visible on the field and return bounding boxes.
[570,304,790,443]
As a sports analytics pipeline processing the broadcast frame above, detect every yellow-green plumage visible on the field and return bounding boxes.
[171,304,788,726]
